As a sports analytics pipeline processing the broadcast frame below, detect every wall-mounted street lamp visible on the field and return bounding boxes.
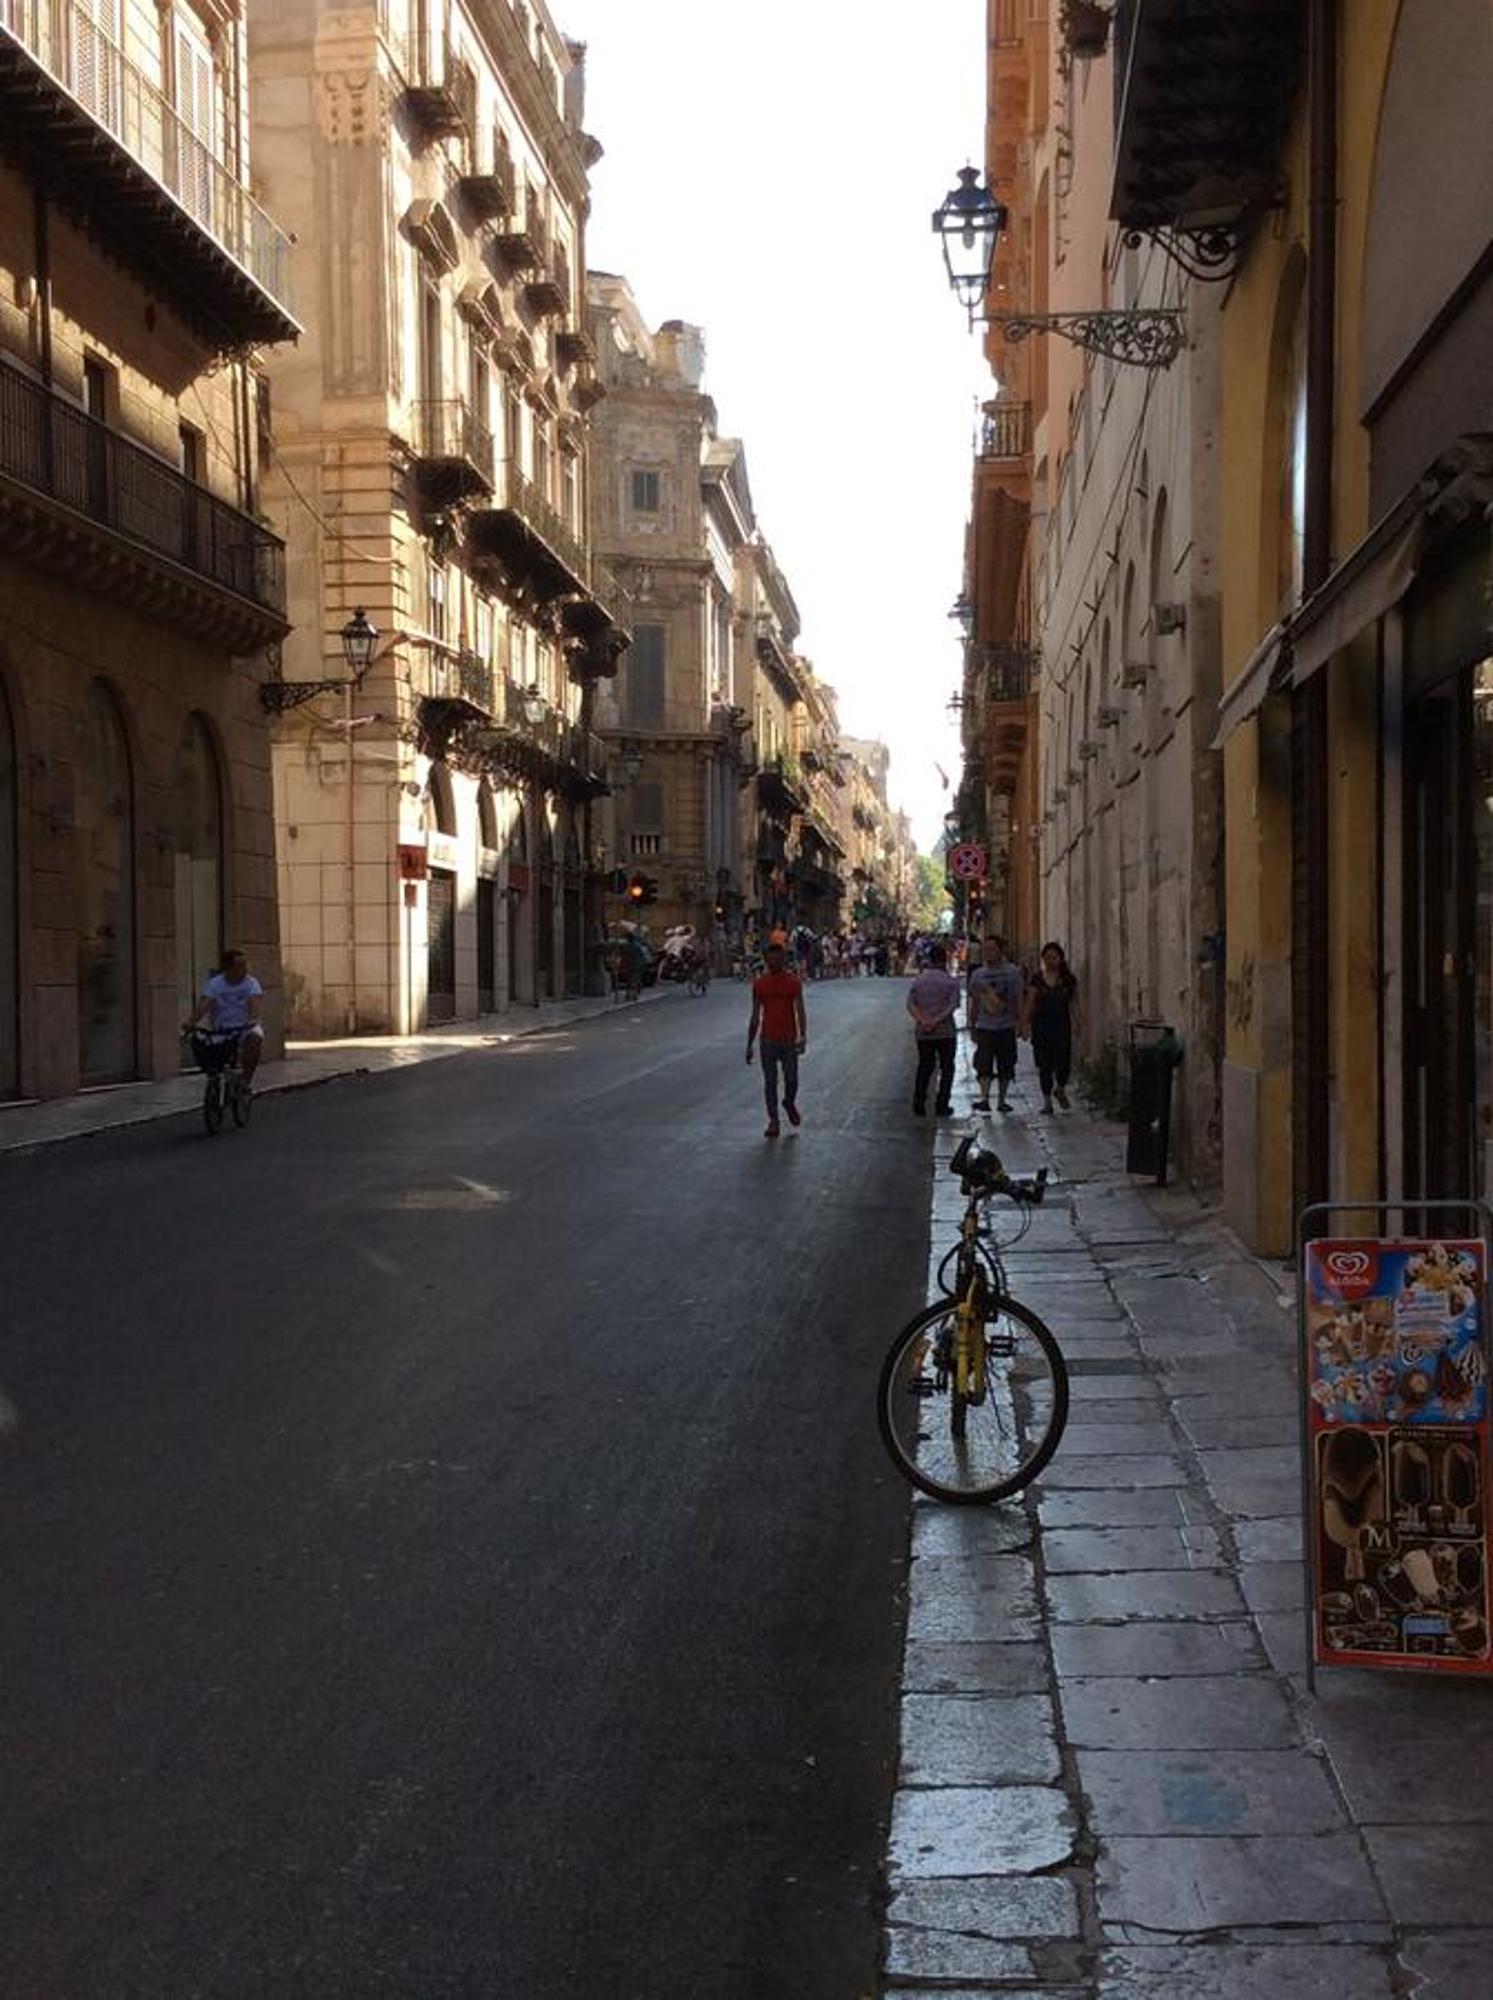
[931,166,1185,369]
[521,682,549,728]
[618,743,645,787]
[948,592,975,641]
[260,605,388,712]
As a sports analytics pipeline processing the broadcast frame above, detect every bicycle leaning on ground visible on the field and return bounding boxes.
[190,1028,254,1137]
[877,1136,1069,1504]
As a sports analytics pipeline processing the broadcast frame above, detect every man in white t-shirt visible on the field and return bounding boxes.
[186,948,264,1086]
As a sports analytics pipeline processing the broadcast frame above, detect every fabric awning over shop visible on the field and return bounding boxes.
[1290,515,1424,688]
[1212,622,1289,748]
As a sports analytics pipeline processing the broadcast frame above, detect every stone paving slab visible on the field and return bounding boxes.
[1037,1487,1203,1529]
[1042,1524,1221,1573]
[1097,1944,1395,1999]
[1095,1831,1387,1931]
[1076,1747,1343,1836]
[1320,1733,1493,1825]
[1397,1935,1493,2000]
[885,1874,1081,1942]
[908,1556,1040,1645]
[1232,1516,1303,1562]
[910,1504,1034,1558]
[1056,1422,1181,1458]
[1361,1824,1493,1926]
[1039,1454,1192,1491]
[1173,1409,1298,1450]
[1239,1560,1304,1616]
[1051,1619,1266,1680]
[1046,1568,1248,1624]
[1063,1674,1298,1751]
[899,1693,1061,1786]
[884,1931,1035,1984]
[888,1785,1077,1881]
[903,1641,1051,1696]
[1065,1384,1168,1414]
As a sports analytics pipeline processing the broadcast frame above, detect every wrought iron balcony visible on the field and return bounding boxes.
[1110,0,1301,273]
[0,0,297,348]
[411,399,493,500]
[455,152,515,224]
[979,642,1038,703]
[400,33,476,138]
[980,401,1032,460]
[469,459,588,600]
[0,354,286,645]
[758,750,808,815]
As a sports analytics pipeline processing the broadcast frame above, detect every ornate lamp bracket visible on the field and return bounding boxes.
[1124,223,1242,285]
[983,309,1187,370]
[259,677,358,714]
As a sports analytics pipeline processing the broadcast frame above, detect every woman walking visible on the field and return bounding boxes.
[1027,943,1079,1114]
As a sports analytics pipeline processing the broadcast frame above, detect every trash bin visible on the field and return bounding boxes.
[1127,1020,1182,1184]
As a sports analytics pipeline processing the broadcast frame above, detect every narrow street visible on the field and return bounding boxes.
[0,982,930,2000]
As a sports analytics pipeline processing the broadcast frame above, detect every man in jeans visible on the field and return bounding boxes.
[906,941,961,1117]
[746,939,807,1138]
[966,934,1026,1113]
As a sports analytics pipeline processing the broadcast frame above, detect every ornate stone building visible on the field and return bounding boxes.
[585,278,754,942]
[0,0,298,1098]
[252,0,627,1034]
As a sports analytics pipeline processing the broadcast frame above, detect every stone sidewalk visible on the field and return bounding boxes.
[884,1056,1493,1999]
[0,987,669,1153]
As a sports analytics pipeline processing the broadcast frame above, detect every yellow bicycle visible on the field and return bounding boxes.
[878,1137,1068,1504]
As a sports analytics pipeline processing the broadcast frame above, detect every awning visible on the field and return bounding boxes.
[1290,515,1423,688]
[1212,621,1289,749]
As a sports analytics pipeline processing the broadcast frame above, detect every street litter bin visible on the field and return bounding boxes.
[1127,1020,1182,1185]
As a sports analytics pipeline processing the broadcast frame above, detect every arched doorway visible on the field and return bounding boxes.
[426,763,457,1023]
[477,778,499,1012]
[562,810,583,996]
[77,679,136,1083]
[173,714,223,1034]
[0,678,17,1097]
[537,805,557,1001]
[506,795,530,1005]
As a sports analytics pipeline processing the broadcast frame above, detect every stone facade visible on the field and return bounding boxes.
[251,0,626,1035]
[0,0,297,1099]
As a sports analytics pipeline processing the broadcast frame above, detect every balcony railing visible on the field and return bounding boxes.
[489,459,588,587]
[0,0,296,342]
[980,401,1032,460]
[0,356,285,619]
[399,32,476,137]
[979,642,1038,703]
[414,399,493,494]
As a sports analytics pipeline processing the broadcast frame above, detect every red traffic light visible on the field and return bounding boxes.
[627,874,646,904]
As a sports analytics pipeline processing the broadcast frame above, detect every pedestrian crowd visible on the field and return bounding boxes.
[744,922,1080,1139]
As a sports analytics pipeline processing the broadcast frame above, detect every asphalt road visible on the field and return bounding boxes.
[1,979,934,1999]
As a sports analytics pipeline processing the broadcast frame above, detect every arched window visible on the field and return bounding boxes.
[477,777,498,851]
[77,680,136,1083]
[174,714,223,1025]
[427,762,457,837]
[0,676,17,1096]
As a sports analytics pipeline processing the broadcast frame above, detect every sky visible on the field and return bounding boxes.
[554,0,992,853]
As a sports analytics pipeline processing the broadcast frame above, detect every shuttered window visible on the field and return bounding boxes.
[174,15,216,227]
[627,624,665,728]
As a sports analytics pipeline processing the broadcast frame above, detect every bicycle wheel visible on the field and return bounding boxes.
[230,1075,253,1128]
[877,1293,1069,1504]
[202,1075,224,1136]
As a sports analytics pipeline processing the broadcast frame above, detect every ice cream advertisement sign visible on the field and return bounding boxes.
[1305,1238,1492,1675]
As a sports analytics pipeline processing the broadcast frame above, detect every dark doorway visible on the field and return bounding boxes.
[477,878,497,1011]
[427,870,456,1023]
[538,872,555,1000]
[1404,676,1475,1201]
[78,680,136,1083]
[0,678,16,1096]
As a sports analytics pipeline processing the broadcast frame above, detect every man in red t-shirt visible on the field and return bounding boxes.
[746,939,808,1138]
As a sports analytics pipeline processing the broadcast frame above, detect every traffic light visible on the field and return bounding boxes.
[627,873,647,906]
[713,899,727,923]
[608,867,630,896]
[642,875,659,905]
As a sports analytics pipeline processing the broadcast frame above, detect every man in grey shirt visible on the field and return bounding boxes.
[966,934,1027,1112]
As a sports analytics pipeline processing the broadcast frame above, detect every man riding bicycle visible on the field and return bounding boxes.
[185,948,264,1089]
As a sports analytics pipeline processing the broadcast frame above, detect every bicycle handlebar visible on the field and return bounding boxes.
[949,1136,1049,1206]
